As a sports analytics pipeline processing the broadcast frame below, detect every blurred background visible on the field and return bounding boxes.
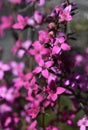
[0,0,88,62]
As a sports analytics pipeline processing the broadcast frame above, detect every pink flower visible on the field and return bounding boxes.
[11,39,21,55]
[27,102,40,119]
[52,36,71,54]
[34,11,44,24]
[0,61,10,80]
[0,85,19,102]
[27,17,35,26]
[59,5,72,22]
[75,55,83,66]
[9,61,25,76]
[77,116,88,130]
[17,40,32,58]
[38,0,45,6]
[29,41,48,63]
[0,104,12,113]
[61,43,71,51]
[4,117,12,127]
[26,120,37,130]
[14,72,33,89]
[46,80,65,101]
[12,14,28,30]
[1,15,13,29]
[33,60,53,78]
[38,30,50,44]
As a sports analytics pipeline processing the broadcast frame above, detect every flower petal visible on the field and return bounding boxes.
[45,61,53,68]
[0,70,4,80]
[33,67,42,74]
[57,87,65,94]
[61,43,71,51]
[42,69,49,78]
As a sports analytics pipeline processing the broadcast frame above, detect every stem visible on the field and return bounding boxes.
[66,0,69,6]
[29,3,35,71]
[42,113,45,130]
[64,0,70,33]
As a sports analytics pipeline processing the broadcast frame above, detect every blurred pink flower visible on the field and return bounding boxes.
[26,120,37,130]
[1,15,13,29]
[38,0,45,6]
[12,14,28,30]
[14,72,33,89]
[39,30,50,44]
[34,11,44,24]
[0,85,19,102]
[0,104,12,113]
[77,116,88,130]
[10,61,25,76]
[11,39,21,55]
[27,102,40,119]
[17,40,32,58]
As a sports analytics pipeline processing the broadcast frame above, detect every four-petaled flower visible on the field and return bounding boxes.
[33,60,53,78]
[59,5,72,22]
[29,41,49,63]
[12,14,28,30]
[46,80,65,101]
[77,116,88,130]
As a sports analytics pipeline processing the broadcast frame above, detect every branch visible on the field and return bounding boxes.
[66,0,69,6]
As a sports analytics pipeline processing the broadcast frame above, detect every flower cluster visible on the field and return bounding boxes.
[0,0,88,130]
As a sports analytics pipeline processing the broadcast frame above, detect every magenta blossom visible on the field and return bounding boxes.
[59,5,72,22]
[33,60,53,78]
[77,116,88,130]
[29,41,49,63]
[1,15,13,30]
[14,72,33,90]
[34,10,44,24]
[52,36,71,54]
[0,85,19,102]
[46,80,65,101]
[12,14,28,30]
[27,102,40,119]
[38,30,50,44]
[38,0,45,6]
[11,39,21,55]
[9,61,25,76]
[0,104,12,114]
[17,40,32,58]
[26,120,37,130]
